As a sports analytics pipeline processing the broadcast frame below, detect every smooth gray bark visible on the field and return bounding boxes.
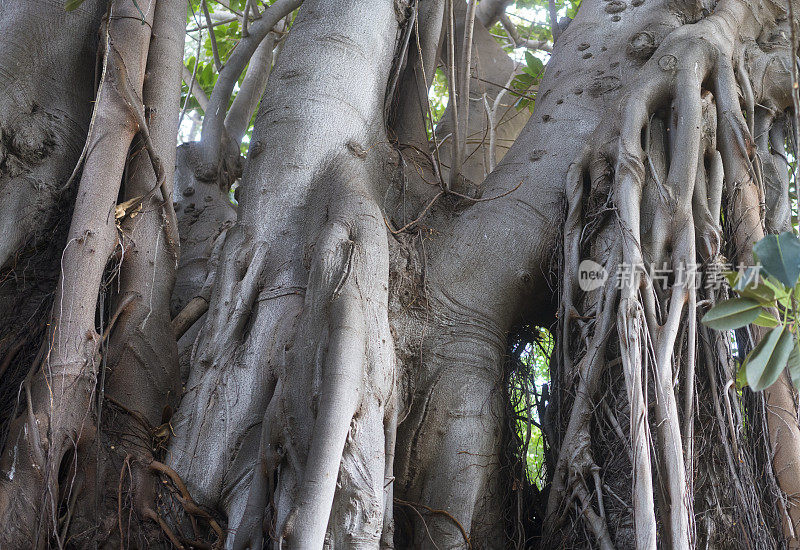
[0,0,798,547]
[168,1,402,547]
[0,1,106,439]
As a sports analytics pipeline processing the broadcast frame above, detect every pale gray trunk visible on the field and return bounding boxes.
[167,1,402,547]
[0,0,104,447]
[0,0,797,547]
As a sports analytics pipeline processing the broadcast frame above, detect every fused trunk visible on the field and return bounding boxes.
[0,0,799,547]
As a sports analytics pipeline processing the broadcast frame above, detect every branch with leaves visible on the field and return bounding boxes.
[702,232,800,390]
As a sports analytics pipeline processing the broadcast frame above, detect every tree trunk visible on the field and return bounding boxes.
[0,0,104,449]
[0,0,799,547]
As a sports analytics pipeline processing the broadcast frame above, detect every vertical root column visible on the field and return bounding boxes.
[0,1,155,544]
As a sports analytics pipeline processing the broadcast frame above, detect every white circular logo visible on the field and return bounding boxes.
[578,259,607,292]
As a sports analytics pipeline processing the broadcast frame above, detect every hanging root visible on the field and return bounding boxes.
[247,199,396,548]
[547,0,798,544]
[546,268,619,548]
[274,222,367,548]
[166,156,399,549]
[150,460,225,548]
[394,498,472,548]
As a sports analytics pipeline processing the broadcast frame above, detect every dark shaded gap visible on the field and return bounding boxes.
[502,322,554,548]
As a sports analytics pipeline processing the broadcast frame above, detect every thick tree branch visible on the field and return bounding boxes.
[445,0,459,191]
[225,19,285,143]
[202,0,223,71]
[475,0,513,27]
[388,0,445,152]
[499,13,553,52]
[182,65,209,112]
[449,0,477,191]
[200,0,302,167]
[548,0,561,42]
[242,0,253,36]
[187,15,237,33]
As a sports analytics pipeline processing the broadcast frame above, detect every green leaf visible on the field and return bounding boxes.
[753,231,800,288]
[701,298,762,330]
[514,73,536,86]
[733,266,762,291]
[746,325,794,391]
[736,360,749,389]
[525,50,536,68]
[763,276,792,306]
[524,51,544,77]
[65,0,86,10]
[752,310,780,328]
[737,282,776,305]
[789,341,800,390]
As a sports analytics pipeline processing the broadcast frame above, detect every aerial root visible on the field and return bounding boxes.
[618,299,657,548]
[118,454,133,547]
[231,434,277,550]
[546,265,619,545]
[171,227,228,339]
[116,453,223,549]
[574,483,614,550]
[171,296,209,340]
[195,235,269,367]
[394,498,472,549]
[561,150,590,377]
[149,460,225,549]
[547,13,777,546]
[144,507,185,549]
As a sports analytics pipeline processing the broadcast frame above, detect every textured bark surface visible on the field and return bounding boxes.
[541,0,799,546]
[167,2,403,547]
[0,0,105,448]
[72,0,186,544]
[0,0,184,546]
[0,0,799,547]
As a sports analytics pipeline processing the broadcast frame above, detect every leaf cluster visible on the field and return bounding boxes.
[702,232,800,391]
